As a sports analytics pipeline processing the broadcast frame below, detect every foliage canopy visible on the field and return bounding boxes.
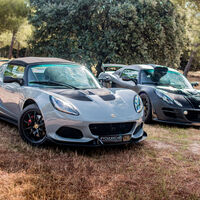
[0,0,28,33]
[0,0,29,58]
[172,0,200,73]
[30,0,185,72]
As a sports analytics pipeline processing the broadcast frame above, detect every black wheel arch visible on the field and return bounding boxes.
[23,99,37,109]
[139,91,154,108]
[139,91,150,98]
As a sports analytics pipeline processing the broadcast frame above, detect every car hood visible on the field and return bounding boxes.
[156,86,200,109]
[48,88,116,102]
[39,88,140,121]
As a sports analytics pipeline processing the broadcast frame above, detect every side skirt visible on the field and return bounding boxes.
[0,114,18,126]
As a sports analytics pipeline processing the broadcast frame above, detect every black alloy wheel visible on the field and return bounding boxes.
[140,93,152,123]
[19,104,47,146]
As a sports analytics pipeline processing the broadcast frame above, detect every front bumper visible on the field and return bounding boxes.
[152,105,200,126]
[44,110,147,146]
[48,131,147,147]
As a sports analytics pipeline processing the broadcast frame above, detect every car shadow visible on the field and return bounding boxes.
[149,120,200,130]
[43,140,146,157]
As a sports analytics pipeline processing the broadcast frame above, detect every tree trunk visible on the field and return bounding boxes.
[183,50,195,77]
[183,43,200,77]
[25,47,28,57]
[8,31,16,59]
[17,42,20,58]
[96,60,103,77]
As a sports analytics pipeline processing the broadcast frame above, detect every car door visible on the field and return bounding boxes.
[0,64,25,120]
[0,63,10,116]
[118,68,139,90]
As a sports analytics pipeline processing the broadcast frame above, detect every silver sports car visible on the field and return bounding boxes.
[0,57,147,146]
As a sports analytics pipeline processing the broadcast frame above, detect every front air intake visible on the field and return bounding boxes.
[89,122,135,136]
[56,127,83,139]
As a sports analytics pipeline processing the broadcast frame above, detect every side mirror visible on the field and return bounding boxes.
[122,76,137,85]
[191,82,199,87]
[3,76,24,85]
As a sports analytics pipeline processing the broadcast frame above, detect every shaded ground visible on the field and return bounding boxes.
[0,121,199,200]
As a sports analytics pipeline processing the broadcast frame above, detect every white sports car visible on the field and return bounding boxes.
[0,57,147,146]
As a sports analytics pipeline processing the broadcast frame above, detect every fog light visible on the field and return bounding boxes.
[183,110,188,115]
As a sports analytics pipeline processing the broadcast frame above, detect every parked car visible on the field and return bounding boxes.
[0,57,147,146]
[98,64,200,126]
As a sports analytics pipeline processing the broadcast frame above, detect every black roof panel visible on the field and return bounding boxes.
[8,57,73,66]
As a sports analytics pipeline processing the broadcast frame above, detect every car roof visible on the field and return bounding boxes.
[102,64,127,67]
[124,64,178,72]
[126,64,154,70]
[8,57,74,67]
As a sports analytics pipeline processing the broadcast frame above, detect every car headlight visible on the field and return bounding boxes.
[155,89,182,107]
[134,95,143,113]
[50,96,79,116]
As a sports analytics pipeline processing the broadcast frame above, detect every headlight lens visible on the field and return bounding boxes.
[134,95,143,113]
[50,96,79,116]
[155,89,182,107]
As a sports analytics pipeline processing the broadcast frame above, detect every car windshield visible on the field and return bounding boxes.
[28,64,101,89]
[141,69,193,89]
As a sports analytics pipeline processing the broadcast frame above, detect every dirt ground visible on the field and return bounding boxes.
[0,73,199,200]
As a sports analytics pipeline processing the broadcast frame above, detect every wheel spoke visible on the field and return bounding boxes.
[38,116,42,123]
[28,113,31,120]
[25,126,32,130]
[38,122,44,128]
[141,97,148,117]
[33,111,36,121]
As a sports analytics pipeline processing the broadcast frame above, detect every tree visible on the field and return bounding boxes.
[30,0,185,75]
[183,2,200,76]
[172,0,200,76]
[0,0,28,58]
[0,20,33,58]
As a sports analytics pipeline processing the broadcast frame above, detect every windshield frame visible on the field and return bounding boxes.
[140,69,193,90]
[27,63,102,90]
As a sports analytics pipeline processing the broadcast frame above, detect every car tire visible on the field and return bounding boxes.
[140,93,152,124]
[18,104,47,146]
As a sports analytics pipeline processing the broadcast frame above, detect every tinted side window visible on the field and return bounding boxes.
[4,65,25,79]
[121,69,138,79]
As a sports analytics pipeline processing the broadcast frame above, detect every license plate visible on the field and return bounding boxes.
[100,135,131,143]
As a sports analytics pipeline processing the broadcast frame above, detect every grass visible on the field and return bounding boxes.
[0,73,199,200]
[0,121,199,200]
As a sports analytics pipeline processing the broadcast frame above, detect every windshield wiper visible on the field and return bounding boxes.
[29,81,79,90]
